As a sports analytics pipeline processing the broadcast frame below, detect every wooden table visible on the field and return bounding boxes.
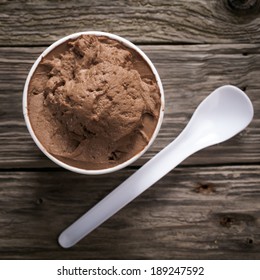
[0,0,259,259]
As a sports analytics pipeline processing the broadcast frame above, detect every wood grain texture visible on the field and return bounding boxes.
[1,0,260,261]
[0,0,260,46]
[0,44,259,168]
[0,165,259,259]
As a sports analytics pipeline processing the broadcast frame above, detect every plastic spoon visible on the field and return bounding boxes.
[59,85,254,248]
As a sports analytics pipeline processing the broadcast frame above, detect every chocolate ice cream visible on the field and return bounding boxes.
[28,35,161,170]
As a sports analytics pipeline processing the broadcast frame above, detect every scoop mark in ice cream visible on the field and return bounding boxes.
[28,35,161,170]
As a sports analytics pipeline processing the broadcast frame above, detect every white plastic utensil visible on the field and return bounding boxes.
[58,85,254,248]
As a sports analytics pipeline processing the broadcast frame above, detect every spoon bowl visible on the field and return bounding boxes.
[59,85,254,248]
[186,85,254,149]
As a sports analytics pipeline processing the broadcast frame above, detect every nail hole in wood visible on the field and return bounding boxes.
[220,216,234,227]
[215,213,256,228]
[246,238,254,245]
[194,183,216,194]
[36,198,43,205]
[241,86,247,92]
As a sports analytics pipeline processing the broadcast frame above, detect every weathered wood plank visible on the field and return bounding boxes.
[0,44,259,168]
[0,165,259,259]
[0,0,260,45]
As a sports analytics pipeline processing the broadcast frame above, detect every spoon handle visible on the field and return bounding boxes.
[58,129,194,248]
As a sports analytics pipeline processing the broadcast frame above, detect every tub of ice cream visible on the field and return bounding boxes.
[23,31,164,174]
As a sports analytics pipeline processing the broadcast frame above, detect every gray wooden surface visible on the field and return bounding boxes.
[0,0,259,259]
